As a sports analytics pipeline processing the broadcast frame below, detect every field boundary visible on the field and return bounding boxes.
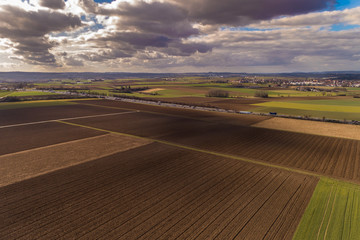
[56,120,359,185]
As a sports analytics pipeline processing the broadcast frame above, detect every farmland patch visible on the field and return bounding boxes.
[0,143,317,239]
[0,103,124,126]
[252,106,360,121]
[253,118,360,140]
[0,133,151,187]
[66,105,360,182]
[0,100,75,110]
[253,101,360,113]
[294,178,360,240]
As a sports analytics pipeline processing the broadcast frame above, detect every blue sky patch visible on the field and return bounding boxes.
[331,23,360,31]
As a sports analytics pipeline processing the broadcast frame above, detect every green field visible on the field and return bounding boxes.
[294,178,360,240]
[8,91,58,97]
[251,100,360,120]
[289,99,360,106]
[0,91,13,97]
[252,106,360,121]
[253,102,360,113]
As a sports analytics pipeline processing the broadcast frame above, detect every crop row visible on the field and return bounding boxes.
[1,142,317,239]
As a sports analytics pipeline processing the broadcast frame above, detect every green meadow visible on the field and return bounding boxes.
[0,91,13,97]
[8,91,57,97]
[252,99,360,120]
[294,178,360,240]
[253,102,360,113]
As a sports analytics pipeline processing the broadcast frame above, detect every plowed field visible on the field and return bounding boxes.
[0,133,151,187]
[0,122,105,155]
[0,143,317,239]
[67,106,360,182]
[0,103,124,126]
[1,99,359,239]
[253,117,360,140]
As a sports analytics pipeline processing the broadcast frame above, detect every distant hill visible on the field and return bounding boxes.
[0,71,359,82]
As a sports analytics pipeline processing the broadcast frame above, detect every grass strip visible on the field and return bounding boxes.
[253,102,360,113]
[293,178,360,240]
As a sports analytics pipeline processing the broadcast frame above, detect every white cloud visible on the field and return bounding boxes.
[246,7,360,29]
[0,0,360,72]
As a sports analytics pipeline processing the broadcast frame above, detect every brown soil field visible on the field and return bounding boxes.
[68,111,217,138]
[0,122,105,155]
[0,143,317,239]
[0,133,151,187]
[0,103,124,126]
[160,124,360,182]
[67,106,360,182]
[253,118,360,140]
[73,99,269,126]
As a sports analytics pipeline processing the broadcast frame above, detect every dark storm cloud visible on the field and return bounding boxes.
[0,4,82,65]
[77,48,132,62]
[75,0,336,62]
[12,37,58,65]
[165,42,213,56]
[80,0,198,38]
[76,0,212,60]
[39,0,66,10]
[87,30,212,60]
[101,32,172,49]
[116,1,198,38]
[171,0,335,25]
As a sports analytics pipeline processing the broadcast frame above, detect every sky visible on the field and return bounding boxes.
[0,0,359,73]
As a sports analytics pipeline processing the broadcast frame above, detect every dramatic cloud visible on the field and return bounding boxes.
[39,0,66,10]
[0,4,82,65]
[74,0,212,63]
[0,0,359,72]
[246,6,360,28]
[171,0,335,25]
[116,1,198,38]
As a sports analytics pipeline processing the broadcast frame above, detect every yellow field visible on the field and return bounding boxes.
[253,118,360,140]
